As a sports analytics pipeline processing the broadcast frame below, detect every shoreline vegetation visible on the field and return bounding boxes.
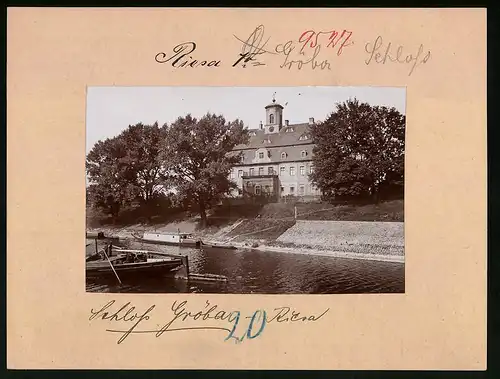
[87,200,404,263]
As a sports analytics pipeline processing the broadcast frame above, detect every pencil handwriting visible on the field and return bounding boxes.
[364,36,431,76]
[89,300,330,345]
[233,25,354,70]
[232,24,273,68]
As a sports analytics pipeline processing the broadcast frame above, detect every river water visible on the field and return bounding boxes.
[86,242,404,294]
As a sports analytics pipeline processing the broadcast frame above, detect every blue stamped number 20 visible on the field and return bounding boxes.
[225,310,267,343]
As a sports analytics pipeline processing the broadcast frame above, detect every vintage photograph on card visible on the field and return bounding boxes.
[85,86,406,294]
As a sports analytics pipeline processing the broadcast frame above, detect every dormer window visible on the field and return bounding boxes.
[301,150,308,158]
[286,127,295,133]
[269,114,275,124]
[250,131,257,136]
[262,138,271,144]
[299,134,309,140]
[280,152,287,159]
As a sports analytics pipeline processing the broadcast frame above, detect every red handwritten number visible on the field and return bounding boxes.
[337,30,353,56]
[299,30,316,52]
[327,30,339,48]
[299,29,353,56]
[326,30,353,55]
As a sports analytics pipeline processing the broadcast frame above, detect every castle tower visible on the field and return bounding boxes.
[264,97,284,134]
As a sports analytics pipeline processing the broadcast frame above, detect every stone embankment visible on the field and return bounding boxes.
[268,220,404,261]
[219,220,404,263]
[277,220,404,255]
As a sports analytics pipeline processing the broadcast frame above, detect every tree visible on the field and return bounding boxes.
[86,137,137,220]
[86,123,171,221]
[310,98,405,203]
[119,123,172,217]
[160,113,249,227]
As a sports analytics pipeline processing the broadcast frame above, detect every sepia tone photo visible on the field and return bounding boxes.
[86,86,406,294]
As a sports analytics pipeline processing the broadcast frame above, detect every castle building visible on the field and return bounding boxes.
[229,98,321,199]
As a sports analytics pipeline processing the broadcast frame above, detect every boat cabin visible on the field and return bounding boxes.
[143,232,196,244]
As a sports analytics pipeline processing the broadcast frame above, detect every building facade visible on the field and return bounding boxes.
[229,99,321,199]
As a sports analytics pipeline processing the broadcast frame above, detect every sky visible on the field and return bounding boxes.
[86,86,406,153]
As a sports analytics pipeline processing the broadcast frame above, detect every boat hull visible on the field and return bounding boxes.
[86,259,183,279]
[132,236,201,248]
[201,244,237,250]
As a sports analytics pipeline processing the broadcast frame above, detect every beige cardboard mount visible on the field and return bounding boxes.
[7,8,486,370]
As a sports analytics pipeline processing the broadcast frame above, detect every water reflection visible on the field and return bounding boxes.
[86,242,404,294]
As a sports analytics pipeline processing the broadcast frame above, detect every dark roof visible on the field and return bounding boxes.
[265,102,284,109]
[234,145,314,165]
[234,123,313,150]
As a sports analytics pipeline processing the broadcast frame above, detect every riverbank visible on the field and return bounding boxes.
[87,200,404,263]
[87,222,404,263]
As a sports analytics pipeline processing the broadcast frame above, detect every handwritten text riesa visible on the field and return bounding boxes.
[155,42,221,68]
[89,300,330,345]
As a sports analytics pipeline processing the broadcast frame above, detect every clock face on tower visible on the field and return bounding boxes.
[269,126,274,132]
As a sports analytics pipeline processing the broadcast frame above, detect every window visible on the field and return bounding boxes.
[280,166,285,175]
[249,168,254,176]
[299,185,305,195]
[259,167,264,176]
[301,150,307,158]
[265,185,270,193]
[238,170,243,177]
[309,166,315,174]
[300,166,305,176]
[269,114,274,124]
[230,171,235,179]
[286,127,294,133]
[281,186,284,193]
[280,152,287,159]
[290,166,296,176]
[258,152,264,159]
[268,167,274,175]
[299,134,310,140]
[290,186,295,194]
[255,185,261,195]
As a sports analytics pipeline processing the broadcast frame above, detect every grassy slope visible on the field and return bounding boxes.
[296,200,404,222]
[225,219,297,242]
[221,200,403,242]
